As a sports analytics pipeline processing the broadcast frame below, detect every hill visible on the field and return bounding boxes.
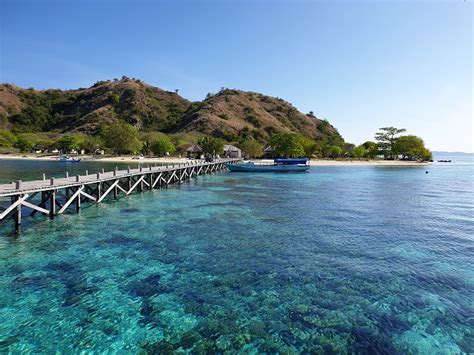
[0,77,190,134]
[0,78,343,144]
[174,89,341,142]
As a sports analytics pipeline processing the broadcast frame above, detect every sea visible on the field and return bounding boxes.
[0,155,472,353]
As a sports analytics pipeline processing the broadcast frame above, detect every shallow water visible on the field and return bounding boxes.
[0,157,473,353]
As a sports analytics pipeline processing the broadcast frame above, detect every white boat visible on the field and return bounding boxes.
[58,155,81,163]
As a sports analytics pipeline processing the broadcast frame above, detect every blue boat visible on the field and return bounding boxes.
[227,158,310,172]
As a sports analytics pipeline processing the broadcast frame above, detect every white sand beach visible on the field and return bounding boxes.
[0,154,431,166]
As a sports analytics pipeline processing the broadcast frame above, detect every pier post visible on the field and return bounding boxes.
[76,187,81,212]
[11,195,22,231]
[50,178,55,186]
[65,172,69,178]
[85,170,89,176]
[50,191,56,218]
[42,173,46,180]
[16,180,22,190]
[97,183,102,201]
[102,168,105,174]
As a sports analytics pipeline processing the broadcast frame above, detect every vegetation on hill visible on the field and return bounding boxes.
[0,79,432,161]
[0,80,342,144]
[174,88,343,144]
[0,77,190,133]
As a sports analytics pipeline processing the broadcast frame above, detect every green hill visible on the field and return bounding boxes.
[0,77,343,144]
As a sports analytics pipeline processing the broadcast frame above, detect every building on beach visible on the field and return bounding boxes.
[30,145,44,154]
[186,144,203,159]
[263,146,274,158]
[224,144,242,158]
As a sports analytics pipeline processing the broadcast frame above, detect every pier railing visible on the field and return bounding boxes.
[0,158,241,231]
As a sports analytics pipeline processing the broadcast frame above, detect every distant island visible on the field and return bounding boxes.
[0,77,431,161]
[432,151,474,156]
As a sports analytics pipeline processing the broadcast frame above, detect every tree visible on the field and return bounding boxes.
[362,141,379,158]
[351,145,367,159]
[240,140,263,158]
[57,134,85,152]
[328,145,343,158]
[394,135,432,161]
[198,136,224,155]
[101,122,141,155]
[0,130,16,148]
[14,135,35,152]
[298,136,320,157]
[375,127,406,159]
[150,135,176,156]
[141,140,151,156]
[269,133,305,157]
[344,143,355,156]
[80,135,103,152]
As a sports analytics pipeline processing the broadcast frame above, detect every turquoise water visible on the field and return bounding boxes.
[0,157,473,353]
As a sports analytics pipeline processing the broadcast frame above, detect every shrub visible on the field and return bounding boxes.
[14,134,35,152]
[245,115,261,128]
[0,130,16,148]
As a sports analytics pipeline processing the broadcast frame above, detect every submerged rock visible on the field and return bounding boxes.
[124,273,169,298]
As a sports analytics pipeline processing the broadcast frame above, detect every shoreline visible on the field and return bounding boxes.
[0,154,431,166]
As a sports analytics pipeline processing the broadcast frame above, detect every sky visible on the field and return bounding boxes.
[1,0,472,152]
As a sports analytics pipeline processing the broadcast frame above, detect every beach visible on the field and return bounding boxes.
[0,154,431,166]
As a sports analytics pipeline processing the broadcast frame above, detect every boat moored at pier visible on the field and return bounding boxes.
[227,158,310,172]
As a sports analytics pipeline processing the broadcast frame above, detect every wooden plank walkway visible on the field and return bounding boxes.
[0,158,241,231]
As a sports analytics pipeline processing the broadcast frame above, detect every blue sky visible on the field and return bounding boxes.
[1,0,472,151]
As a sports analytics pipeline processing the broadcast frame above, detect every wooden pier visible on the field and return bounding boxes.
[0,158,240,231]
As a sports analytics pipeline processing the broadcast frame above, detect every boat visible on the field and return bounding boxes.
[227,158,310,172]
[58,155,81,162]
[437,159,452,163]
